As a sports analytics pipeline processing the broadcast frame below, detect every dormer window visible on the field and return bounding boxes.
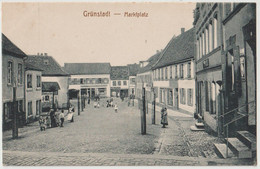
[44,60,49,65]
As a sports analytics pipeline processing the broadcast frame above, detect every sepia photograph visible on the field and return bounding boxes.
[1,1,257,166]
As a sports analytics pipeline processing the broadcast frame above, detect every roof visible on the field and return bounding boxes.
[110,66,129,80]
[138,52,162,74]
[26,55,69,76]
[42,82,60,92]
[2,33,27,58]
[25,63,43,71]
[64,63,111,75]
[152,28,195,69]
[127,63,140,76]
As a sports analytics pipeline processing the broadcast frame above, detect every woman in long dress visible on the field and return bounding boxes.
[161,106,168,128]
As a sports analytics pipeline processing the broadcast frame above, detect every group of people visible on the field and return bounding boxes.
[39,105,75,131]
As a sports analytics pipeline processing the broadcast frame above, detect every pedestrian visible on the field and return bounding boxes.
[88,98,90,104]
[46,116,51,128]
[59,110,65,127]
[55,110,60,127]
[49,109,56,128]
[114,103,118,113]
[161,106,168,128]
[39,116,46,131]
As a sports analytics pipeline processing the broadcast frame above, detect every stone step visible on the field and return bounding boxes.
[214,143,235,159]
[195,122,204,128]
[190,125,205,131]
[237,131,256,151]
[226,138,252,158]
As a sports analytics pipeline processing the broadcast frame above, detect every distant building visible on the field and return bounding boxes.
[152,28,195,113]
[2,34,27,130]
[24,63,43,122]
[110,66,129,98]
[136,52,161,104]
[127,63,140,96]
[64,63,111,99]
[42,82,60,111]
[26,54,70,109]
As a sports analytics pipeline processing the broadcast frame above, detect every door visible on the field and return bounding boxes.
[174,88,179,109]
[91,88,95,99]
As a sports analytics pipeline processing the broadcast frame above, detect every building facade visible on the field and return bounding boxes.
[222,3,256,135]
[24,63,42,122]
[193,3,224,133]
[153,28,195,114]
[64,63,111,99]
[2,34,27,130]
[127,63,140,96]
[110,66,129,98]
[27,54,70,109]
[193,3,256,135]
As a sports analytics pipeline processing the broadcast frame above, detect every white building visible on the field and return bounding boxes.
[152,28,196,114]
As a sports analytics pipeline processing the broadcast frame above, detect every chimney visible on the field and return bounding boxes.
[156,50,160,53]
[37,53,40,55]
[181,28,185,34]
[44,53,48,56]
[41,53,43,56]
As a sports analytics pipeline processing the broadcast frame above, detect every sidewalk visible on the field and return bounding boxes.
[3,150,255,166]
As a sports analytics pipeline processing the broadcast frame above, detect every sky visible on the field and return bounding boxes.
[2,2,196,66]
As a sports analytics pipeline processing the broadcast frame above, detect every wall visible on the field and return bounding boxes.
[178,79,196,113]
[42,76,69,108]
[25,70,42,120]
[2,54,25,103]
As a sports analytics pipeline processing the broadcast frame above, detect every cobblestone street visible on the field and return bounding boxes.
[2,98,256,166]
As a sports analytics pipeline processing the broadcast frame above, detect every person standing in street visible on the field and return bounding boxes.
[161,106,168,128]
[114,103,118,113]
[59,110,65,127]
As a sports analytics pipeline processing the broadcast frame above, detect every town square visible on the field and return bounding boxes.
[1,2,257,166]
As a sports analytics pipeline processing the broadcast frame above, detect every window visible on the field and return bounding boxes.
[36,100,41,115]
[187,62,191,78]
[45,96,50,101]
[165,67,168,80]
[28,101,32,116]
[210,82,216,114]
[7,61,13,85]
[123,81,127,86]
[18,100,23,112]
[158,69,161,80]
[200,35,203,58]
[180,88,186,104]
[37,75,41,88]
[118,81,121,86]
[130,78,135,83]
[202,32,205,56]
[175,65,178,78]
[168,89,173,106]
[187,89,193,106]
[97,78,102,84]
[205,81,209,111]
[197,39,200,60]
[3,102,12,120]
[161,68,164,80]
[230,52,235,91]
[18,64,22,84]
[170,66,173,79]
[179,64,184,78]
[205,27,209,54]
[80,78,84,84]
[213,14,218,48]
[209,21,213,52]
[27,74,32,88]
[44,59,49,65]
[159,89,163,103]
[240,56,246,80]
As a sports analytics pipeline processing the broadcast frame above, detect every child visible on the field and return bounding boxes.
[39,116,46,131]
[59,110,65,127]
[114,103,118,113]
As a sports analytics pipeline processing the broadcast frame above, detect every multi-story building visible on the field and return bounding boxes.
[136,52,161,104]
[152,28,195,114]
[24,63,42,122]
[42,81,60,110]
[64,63,111,99]
[193,3,224,133]
[26,54,70,109]
[127,63,140,96]
[2,34,27,130]
[193,3,256,136]
[222,3,256,135]
[110,66,129,98]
